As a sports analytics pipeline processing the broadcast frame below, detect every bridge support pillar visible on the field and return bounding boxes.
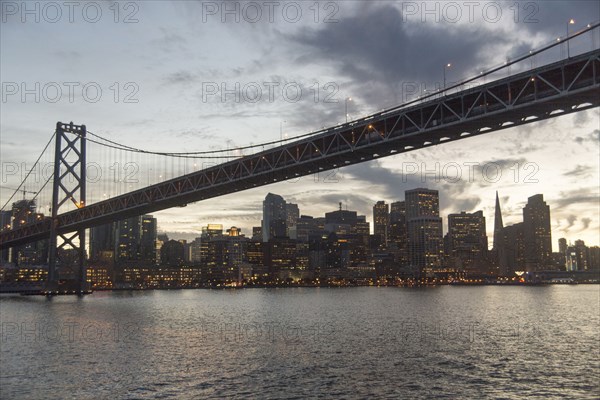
[47,122,87,293]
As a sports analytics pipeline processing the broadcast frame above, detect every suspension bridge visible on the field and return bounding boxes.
[1,24,599,293]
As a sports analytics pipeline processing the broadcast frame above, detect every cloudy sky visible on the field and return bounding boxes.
[1,0,599,250]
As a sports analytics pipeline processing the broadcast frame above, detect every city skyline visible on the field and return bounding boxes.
[71,187,596,288]
[157,186,599,252]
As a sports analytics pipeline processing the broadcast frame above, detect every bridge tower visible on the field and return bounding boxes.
[47,122,87,292]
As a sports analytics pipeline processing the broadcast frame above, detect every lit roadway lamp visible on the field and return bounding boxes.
[443,63,452,90]
[345,97,352,122]
[567,19,575,58]
[280,120,287,142]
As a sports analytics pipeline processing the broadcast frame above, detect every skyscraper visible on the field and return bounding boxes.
[574,240,589,271]
[141,215,157,263]
[373,201,389,245]
[262,193,287,242]
[558,238,568,268]
[493,192,509,275]
[389,201,408,266]
[405,188,443,272]
[503,222,525,274]
[286,203,299,237]
[114,215,157,263]
[90,222,115,262]
[523,194,552,271]
[447,211,488,273]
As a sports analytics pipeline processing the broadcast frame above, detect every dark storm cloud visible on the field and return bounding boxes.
[289,4,514,93]
[511,1,600,35]
[284,99,349,133]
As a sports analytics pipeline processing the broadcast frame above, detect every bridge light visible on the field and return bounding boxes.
[567,19,575,58]
[345,97,352,122]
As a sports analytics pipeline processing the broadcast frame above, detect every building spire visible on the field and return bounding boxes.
[493,191,509,275]
[494,191,503,237]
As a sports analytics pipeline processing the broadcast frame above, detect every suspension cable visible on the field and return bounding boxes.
[1,131,56,211]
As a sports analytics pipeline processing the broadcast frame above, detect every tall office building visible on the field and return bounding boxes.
[190,237,203,263]
[90,222,116,261]
[574,240,590,271]
[588,247,600,271]
[114,215,157,263]
[323,204,370,275]
[373,201,389,245]
[286,203,299,237]
[503,222,525,274]
[447,211,488,273]
[140,215,157,263]
[295,215,323,243]
[262,193,288,242]
[388,201,408,266]
[115,217,141,261]
[226,226,247,281]
[390,201,405,220]
[523,194,552,271]
[558,238,567,255]
[405,188,443,272]
[558,238,568,268]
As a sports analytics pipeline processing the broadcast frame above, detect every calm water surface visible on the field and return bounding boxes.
[1,286,599,399]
